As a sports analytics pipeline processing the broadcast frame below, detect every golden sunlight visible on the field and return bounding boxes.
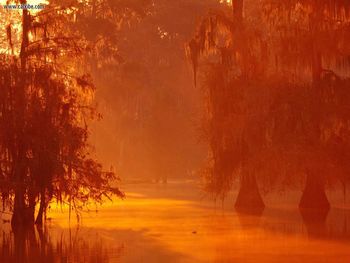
[0,1,350,263]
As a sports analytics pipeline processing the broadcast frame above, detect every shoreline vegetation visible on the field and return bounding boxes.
[0,0,124,228]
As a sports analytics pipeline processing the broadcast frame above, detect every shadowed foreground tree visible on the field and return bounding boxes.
[0,1,124,228]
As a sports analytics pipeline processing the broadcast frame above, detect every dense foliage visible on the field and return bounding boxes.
[0,0,126,227]
[189,0,350,210]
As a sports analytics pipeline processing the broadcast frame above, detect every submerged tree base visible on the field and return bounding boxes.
[235,174,265,214]
[299,207,329,224]
[299,173,330,237]
[299,173,330,210]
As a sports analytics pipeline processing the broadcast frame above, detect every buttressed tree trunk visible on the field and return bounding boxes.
[235,172,265,213]
[231,0,265,213]
[298,7,330,211]
[299,170,330,210]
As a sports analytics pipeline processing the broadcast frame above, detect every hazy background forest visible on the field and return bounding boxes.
[1,0,350,262]
[89,0,217,182]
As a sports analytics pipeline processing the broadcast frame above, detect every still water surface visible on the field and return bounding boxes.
[1,180,350,262]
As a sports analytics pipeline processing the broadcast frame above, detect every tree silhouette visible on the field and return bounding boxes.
[189,0,350,211]
[188,0,270,210]
[0,0,124,227]
[264,0,350,209]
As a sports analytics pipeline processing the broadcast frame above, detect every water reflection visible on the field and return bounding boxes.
[235,206,265,217]
[1,182,350,263]
[260,207,350,241]
[0,224,190,263]
[299,208,329,239]
[0,226,116,263]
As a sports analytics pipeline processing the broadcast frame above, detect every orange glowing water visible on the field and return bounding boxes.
[1,180,350,262]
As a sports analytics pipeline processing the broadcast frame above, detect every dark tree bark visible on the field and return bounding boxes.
[12,189,25,227]
[35,190,46,225]
[235,173,265,213]
[299,171,330,210]
[12,188,36,227]
[11,1,31,228]
[26,192,37,225]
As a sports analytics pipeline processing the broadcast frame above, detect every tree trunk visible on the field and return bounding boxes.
[12,0,31,229]
[235,173,265,213]
[11,188,36,227]
[26,193,36,226]
[11,189,25,227]
[299,172,330,210]
[35,190,46,225]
